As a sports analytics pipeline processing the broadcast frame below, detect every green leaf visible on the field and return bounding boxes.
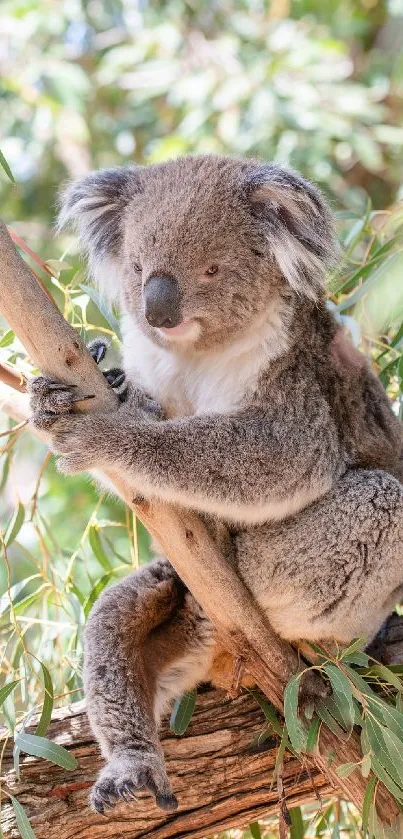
[84,571,116,618]
[13,741,21,781]
[0,679,19,706]
[274,723,290,780]
[79,284,121,338]
[0,329,15,347]
[250,822,262,839]
[364,714,403,792]
[289,806,305,838]
[362,776,377,836]
[361,753,372,778]
[370,663,403,693]
[324,664,356,733]
[283,674,307,753]
[370,753,403,804]
[170,689,197,736]
[0,575,40,616]
[15,733,78,770]
[340,637,368,659]
[338,252,403,312]
[335,762,358,778]
[343,651,370,667]
[306,716,320,754]
[35,663,54,737]
[249,690,283,737]
[13,585,48,616]
[316,699,350,741]
[0,149,15,183]
[45,259,72,273]
[366,696,403,743]
[342,664,376,698]
[88,526,111,571]
[5,502,25,547]
[10,797,36,839]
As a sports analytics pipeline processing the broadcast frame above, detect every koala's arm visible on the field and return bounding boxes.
[33,385,344,523]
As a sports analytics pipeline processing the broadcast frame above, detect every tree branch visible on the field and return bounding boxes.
[1,689,335,839]
[0,219,398,824]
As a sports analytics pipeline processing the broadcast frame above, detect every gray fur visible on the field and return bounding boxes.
[30,154,403,812]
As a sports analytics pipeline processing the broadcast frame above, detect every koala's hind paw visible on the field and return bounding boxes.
[90,753,178,815]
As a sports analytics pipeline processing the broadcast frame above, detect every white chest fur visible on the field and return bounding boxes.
[121,307,290,418]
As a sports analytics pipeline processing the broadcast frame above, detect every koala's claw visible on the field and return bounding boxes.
[88,337,109,365]
[90,754,178,814]
[104,367,126,389]
[29,376,95,421]
[88,337,126,391]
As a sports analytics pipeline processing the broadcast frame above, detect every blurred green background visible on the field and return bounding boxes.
[0,1,403,836]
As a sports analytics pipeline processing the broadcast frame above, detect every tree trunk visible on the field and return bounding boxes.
[1,690,336,839]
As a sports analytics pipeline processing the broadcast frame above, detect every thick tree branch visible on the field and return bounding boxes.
[0,219,399,824]
[1,690,335,839]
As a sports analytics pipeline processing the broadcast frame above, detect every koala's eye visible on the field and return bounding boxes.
[133,261,142,273]
[205,264,219,276]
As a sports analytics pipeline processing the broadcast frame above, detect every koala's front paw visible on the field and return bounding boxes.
[29,376,104,473]
[29,375,95,420]
[91,753,178,814]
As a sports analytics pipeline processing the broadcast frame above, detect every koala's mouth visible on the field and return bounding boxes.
[157,319,200,341]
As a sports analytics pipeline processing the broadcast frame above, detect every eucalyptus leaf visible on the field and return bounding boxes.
[289,806,304,838]
[170,689,197,736]
[250,821,262,839]
[35,663,54,737]
[0,329,15,347]
[0,149,15,182]
[316,699,350,741]
[249,690,283,737]
[5,502,25,547]
[361,752,372,778]
[16,732,78,770]
[0,679,19,706]
[306,717,320,753]
[341,636,368,659]
[343,651,370,667]
[80,283,121,338]
[366,696,403,743]
[364,714,403,792]
[362,776,377,836]
[10,797,36,839]
[369,664,403,693]
[88,526,111,571]
[335,761,358,778]
[324,664,356,733]
[283,673,307,753]
[84,571,116,617]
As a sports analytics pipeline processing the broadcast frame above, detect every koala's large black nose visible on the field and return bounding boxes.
[143,275,182,328]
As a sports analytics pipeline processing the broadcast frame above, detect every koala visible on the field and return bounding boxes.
[29,155,403,814]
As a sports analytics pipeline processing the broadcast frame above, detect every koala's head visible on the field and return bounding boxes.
[59,155,338,352]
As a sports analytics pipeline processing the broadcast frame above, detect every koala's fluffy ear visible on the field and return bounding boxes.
[246,165,339,299]
[58,167,141,300]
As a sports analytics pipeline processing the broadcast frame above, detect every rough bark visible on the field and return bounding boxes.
[0,219,400,826]
[1,690,336,839]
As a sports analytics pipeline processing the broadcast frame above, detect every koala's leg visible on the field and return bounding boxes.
[84,558,214,814]
[237,468,403,647]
